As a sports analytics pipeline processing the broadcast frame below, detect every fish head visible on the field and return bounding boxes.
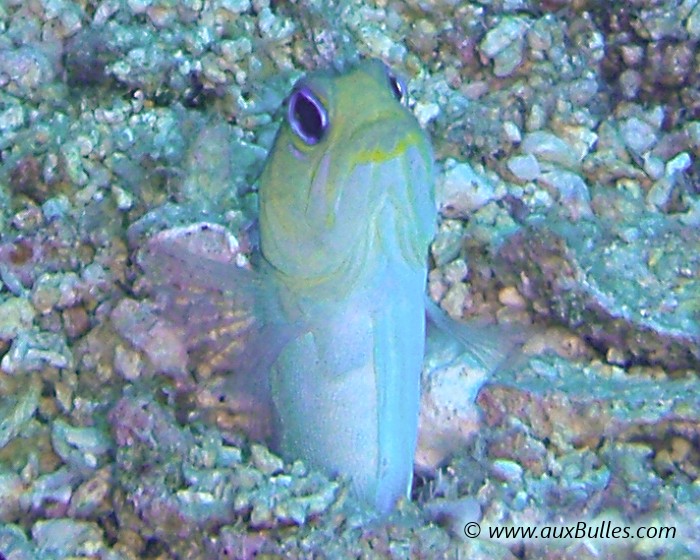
[259,59,436,292]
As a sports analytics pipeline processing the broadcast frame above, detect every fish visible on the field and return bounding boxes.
[138,59,437,515]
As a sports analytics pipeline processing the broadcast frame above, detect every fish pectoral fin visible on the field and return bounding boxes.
[425,296,529,374]
[137,223,297,379]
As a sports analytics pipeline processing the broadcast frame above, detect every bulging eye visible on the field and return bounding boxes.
[387,70,406,104]
[288,86,328,145]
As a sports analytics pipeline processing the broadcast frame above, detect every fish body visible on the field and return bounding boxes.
[259,60,435,513]
[139,59,435,514]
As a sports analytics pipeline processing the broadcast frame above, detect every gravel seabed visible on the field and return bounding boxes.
[0,1,699,558]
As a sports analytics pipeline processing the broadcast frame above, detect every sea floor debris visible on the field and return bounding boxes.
[0,0,699,558]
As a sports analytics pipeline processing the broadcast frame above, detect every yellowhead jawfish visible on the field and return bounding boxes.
[140,59,436,515]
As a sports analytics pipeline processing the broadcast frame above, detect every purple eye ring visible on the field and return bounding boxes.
[287,86,329,145]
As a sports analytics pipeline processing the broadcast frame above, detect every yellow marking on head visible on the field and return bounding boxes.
[349,130,424,166]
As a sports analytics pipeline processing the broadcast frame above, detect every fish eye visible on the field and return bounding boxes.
[387,70,406,104]
[288,86,328,145]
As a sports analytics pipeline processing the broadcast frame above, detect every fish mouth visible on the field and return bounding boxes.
[293,137,435,299]
[372,146,435,268]
[307,148,434,300]
[338,118,436,269]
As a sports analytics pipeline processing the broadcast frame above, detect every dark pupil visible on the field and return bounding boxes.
[289,89,327,145]
[388,74,403,101]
